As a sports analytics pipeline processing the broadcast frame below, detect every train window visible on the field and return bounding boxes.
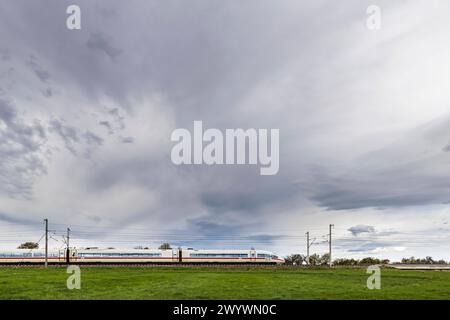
[78,252,163,257]
[118,253,161,257]
[79,253,97,257]
[190,253,249,258]
[0,252,33,257]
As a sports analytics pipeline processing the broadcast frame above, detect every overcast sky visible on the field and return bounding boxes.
[1,0,450,260]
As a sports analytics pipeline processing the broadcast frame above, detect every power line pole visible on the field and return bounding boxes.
[44,219,48,268]
[66,227,70,264]
[66,228,70,250]
[329,224,334,268]
[306,231,310,265]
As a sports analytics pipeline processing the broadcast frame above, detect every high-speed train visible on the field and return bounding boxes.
[0,248,285,264]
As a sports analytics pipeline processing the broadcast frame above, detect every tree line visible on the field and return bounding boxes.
[284,254,448,266]
[400,256,447,265]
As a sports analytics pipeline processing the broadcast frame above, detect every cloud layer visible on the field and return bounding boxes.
[1,1,450,259]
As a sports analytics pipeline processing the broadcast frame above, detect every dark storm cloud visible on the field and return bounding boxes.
[304,115,450,210]
[245,234,286,242]
[120,136,134,144]
[0,99,15,122]
[162,219,286,248]
[49,119,104,157]
[7,0,438,232]
[26,55,51,83]
[443,142,450,152]
[83,131,103,146]
[0,99,47,197]
[86,32,122,60]
[334,229,405,253]
[345,241,391,253]
[201,183,297,215]
[0,211,40,226]
[105,108,125,131]
[97,108,128,143]
[348,225,375,236]
[99,120,113,134]
[49,119,80,155]
[42,87,52,98]
[2,0,344,113]
[310,171,450,211]
[192,221,237,237]
[0,49,10,61]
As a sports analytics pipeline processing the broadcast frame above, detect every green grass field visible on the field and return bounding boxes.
[0,266,449,300]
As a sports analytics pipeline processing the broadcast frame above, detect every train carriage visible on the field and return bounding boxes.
[181,249,284,264]
[76,248,176,263]
[0,249,62,264]
[0,248,284,265]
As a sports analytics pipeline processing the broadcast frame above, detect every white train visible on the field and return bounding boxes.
[0,248,285,264]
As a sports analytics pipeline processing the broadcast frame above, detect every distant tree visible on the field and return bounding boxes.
[284,255,294,265]
[319,253,331,266]
[285,253,394,267]
[359,257,383,265]
[401,256,415,264]
[308,254,321,266]
[425,256,434,264]
[333,258,359,266]
[284,254,306,265]
[18,242,39,249]
[159,243,172,250]
[400,256,446,265]
[332,257,390,266]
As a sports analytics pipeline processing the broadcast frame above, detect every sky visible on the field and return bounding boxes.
[1,0,450,261]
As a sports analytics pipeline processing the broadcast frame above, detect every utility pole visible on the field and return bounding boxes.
[66,227,71,264]
[44,219,48,268]
[329,224,334,267]
[306,231,310,265]
[66,228,70,250]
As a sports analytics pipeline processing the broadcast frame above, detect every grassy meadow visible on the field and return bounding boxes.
[0,266,449,300]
